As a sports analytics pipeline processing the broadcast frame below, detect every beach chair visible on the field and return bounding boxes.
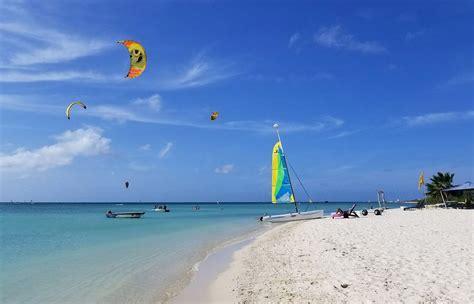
[331,204,359,219]
[343,204,359,218]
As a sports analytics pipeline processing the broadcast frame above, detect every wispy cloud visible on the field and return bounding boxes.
[246,72,334,83]
[139,144,152,151]
[328,129,361,139]
[405,30,424,41]
[220,116,343,133]
[312,72,334,80]
[132,94,162,112]
[214,164,234,174]
[128,162,151,172]
[328,164,358,173]
[159,142,173,159]
[0,70,109,83]
[0,22,110,66]
[0,3,113,84]
[288,32,301,48]
[403,111,474,126]
[0,127,110,175]
[314,25,386,54]
[159,52,240,90]
[0,94,344,134]
[443,73,474,87]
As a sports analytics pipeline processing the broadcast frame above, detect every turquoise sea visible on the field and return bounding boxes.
[0,202,362,303]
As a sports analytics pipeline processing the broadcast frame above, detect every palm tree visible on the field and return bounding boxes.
[426,172,454,204]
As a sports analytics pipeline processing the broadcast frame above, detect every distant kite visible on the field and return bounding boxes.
[210,112,219,121]
[125,181,129,189]
[117,40,147,79]
[66,101,86,120]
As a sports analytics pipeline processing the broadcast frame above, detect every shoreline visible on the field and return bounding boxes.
[164,223,272,303]
[169,221,295,303]
[177,209,473,303]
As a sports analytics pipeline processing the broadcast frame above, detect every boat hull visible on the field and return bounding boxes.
[106,212,145,218]
[153,209,170,212]
[260,210,324,222]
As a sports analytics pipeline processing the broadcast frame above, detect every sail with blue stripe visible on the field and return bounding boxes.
[272,141,295,204]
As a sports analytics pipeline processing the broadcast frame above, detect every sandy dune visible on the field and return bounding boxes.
[209,209,473,303]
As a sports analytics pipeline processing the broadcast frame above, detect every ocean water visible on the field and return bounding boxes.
[0,202,361,303]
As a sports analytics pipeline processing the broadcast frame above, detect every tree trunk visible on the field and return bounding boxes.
[440,191,447,208]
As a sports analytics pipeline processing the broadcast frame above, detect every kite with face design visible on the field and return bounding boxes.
[117,40,147,79]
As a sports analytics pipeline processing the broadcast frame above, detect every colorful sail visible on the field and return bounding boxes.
[272,141,295,204]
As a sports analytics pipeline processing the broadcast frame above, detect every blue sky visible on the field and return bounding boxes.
[0,0,473,202]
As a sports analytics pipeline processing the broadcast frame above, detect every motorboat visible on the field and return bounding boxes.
[153,204,170,212]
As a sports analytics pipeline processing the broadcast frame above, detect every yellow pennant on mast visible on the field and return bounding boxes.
[418,171,425,190]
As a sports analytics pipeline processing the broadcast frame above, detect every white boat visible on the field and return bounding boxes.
[260,124,324,223]
[106,211,145,218]
[260,210,324,222]
[153,208,169,212]
[153,204,170,212]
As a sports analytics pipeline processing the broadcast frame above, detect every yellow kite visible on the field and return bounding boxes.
[210,111,219,121]
[117,40,147,79]
[66,101,87,120]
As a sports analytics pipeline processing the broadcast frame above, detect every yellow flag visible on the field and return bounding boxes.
[418,172,425,190]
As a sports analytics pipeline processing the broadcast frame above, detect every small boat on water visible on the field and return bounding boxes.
[153,204,170,212]
[260,124,324,223]
[106,211,145,218]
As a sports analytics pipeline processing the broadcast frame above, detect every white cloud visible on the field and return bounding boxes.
[88,105,145,123]
[0,70,108,82]
[405,30,424,41]
[403,111,474,126]
[139,144,152,151]
[0,94,344,134]
[133,94,161,112]
[314,25,386,54]
[160,52,239,90]
[328,164,358,173]
[328,129,361,139]
[215,164,234,174]
[444,73,474,87]
[247,73,334,83]
[288,32,301,48]
[0,22,110,66]
[221,116,343,133]
[159,142,173,159]
[0,127,111,175]
[128,162,151,172]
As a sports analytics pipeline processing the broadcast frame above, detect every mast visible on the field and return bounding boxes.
[273,124,299,213]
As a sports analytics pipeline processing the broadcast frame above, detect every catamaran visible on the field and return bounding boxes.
[260,124,324,222]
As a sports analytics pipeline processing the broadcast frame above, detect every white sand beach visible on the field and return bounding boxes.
[202,209,473,303]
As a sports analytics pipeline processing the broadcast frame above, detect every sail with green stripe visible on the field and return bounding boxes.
[272,141,295,204]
